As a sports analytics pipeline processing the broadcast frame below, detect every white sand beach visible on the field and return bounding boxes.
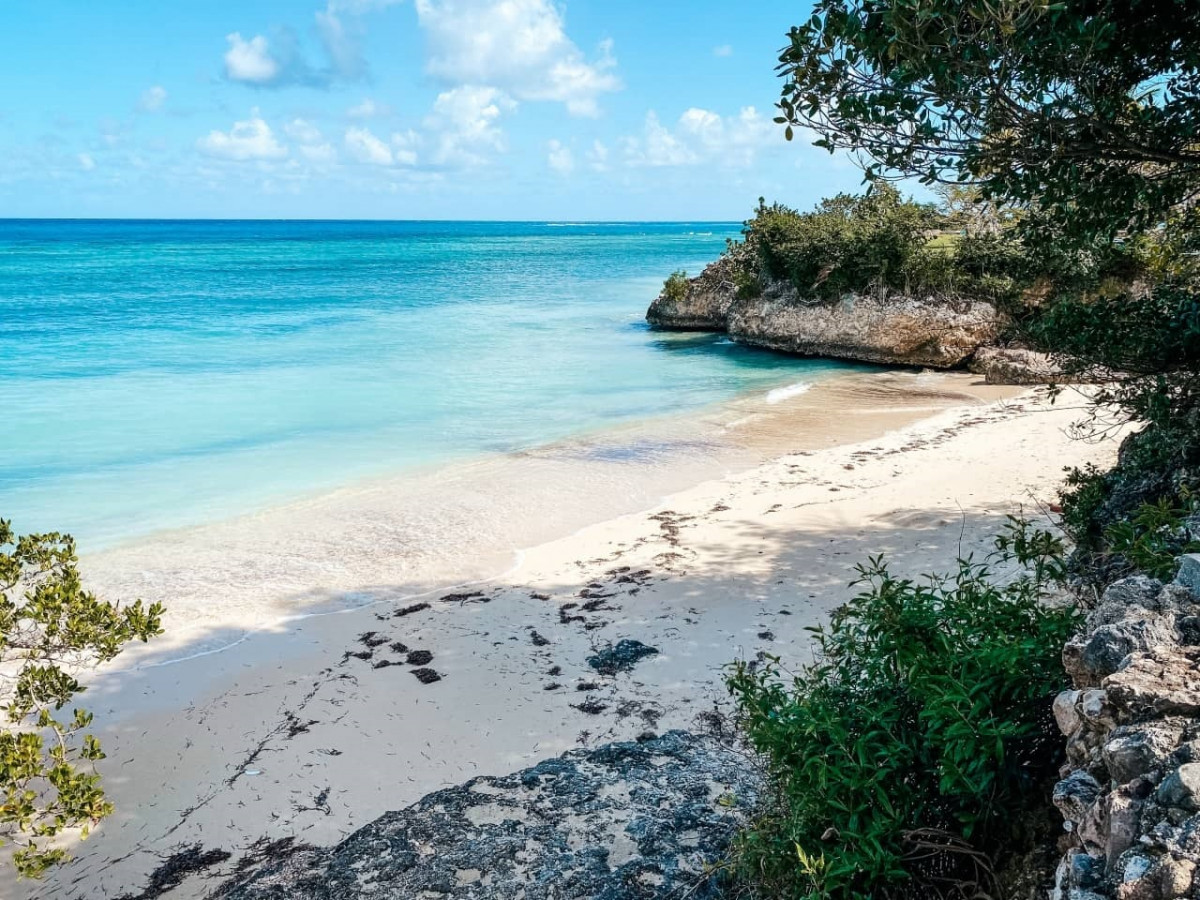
[11,373,1120,899]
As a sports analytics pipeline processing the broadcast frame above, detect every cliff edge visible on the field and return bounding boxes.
[646,261,1003,369]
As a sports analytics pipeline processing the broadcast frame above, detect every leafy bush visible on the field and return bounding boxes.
[0,521,163,877]
[1105,494,1200,581]
[662,270,689,304]
[735,187,1099,308]
[727,520,1076,899]
[1033,277,1200,550]
[743,186,938,298]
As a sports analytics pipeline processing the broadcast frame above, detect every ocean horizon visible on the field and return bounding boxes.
[1,218,853,549]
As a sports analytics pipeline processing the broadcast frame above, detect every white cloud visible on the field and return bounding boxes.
[222,0,397,89]
[285,118,324,144]
[197,112,288,160]
[139,85,168,112]
[391,130,419,166]
[677,105,775,166]
[414,0,619,116]
[547,139,573,174]
[314,7,369,82]
[285,119,337,163]
[347,98,391,118]
[300,143,338,164]
[622,106,776,169]
[713,44,733,57]
[587,139,609,171]
[224,33,280,84]
[622,112,695,167]
[345,126,394,165]
[424,84,514,166]
[77,153,96,171]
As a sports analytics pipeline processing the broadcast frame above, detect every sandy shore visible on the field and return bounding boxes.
[11,374,1120,899]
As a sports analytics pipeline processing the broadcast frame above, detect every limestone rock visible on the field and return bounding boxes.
[1176,555,1200,598]
[725,288,1002,368]
[1105,725,1186,784]
[1157,764,1200,812]
[645,254,742,330]
[968,346,1083,385]
[1073,615,1178,680]
[1106,648,1200,719]
[1157,857,1196,898]
[215,731,760,900]
[1056,690,1084,735]
[1088,577,1167,630]
[1056,771,1104,823]
[1109,791,1144,864]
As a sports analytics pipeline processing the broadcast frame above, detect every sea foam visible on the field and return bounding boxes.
[766,381,812,404]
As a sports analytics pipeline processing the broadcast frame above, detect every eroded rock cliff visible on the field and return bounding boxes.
[1049,561,1200,900]
[646,260,1004,369]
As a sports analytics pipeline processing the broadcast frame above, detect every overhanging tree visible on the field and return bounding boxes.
[776,0,1200,243]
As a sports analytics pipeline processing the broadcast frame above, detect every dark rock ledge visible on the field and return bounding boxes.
[215,730,761,900]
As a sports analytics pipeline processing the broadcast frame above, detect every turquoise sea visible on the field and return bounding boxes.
[0,220,852,548]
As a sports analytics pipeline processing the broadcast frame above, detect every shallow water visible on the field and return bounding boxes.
[0,219,855,547]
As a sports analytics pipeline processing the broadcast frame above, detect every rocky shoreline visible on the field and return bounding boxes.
[1050,558,1200,900]
[646,258,1071,381]
[214,731,761,900]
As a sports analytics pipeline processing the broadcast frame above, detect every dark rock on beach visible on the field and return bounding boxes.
[587,639,659,676]
[214,730,760,900]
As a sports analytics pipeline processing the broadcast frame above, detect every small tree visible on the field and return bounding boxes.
[0,520,163,877]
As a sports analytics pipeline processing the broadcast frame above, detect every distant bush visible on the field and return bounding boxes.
[662,270,689,304]
[743,185,937,298]
[730,188,1152,314]
[727,519,1076,900]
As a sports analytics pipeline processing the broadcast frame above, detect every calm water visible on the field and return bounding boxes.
[1,220,849,547]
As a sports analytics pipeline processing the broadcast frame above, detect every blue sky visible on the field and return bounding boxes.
[0,1,870,220]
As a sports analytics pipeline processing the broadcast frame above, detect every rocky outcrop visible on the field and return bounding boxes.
[645,258,1003,369]
[726,285,1002,369]
[644,253,741,330]
[1049,561,1200,900]
[215,731,761,900]
[970,347,1069,385]
[969,346,1109,385]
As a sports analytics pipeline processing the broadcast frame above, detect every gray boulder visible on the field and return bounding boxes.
[1054,770,1104,823]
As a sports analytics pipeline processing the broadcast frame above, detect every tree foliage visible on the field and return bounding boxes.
[745,184,938,297]
[727,521,1077,899]
[776,0,1200,243]
[0,521,163,877]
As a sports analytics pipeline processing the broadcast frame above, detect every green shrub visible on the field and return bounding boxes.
[662,269,689,304]
[743,186,937,298]
[1032,277,1200,553]
[0,521,163,877]
[727,519,1077,900]
[1105,494,1200,581]
[735,270,763,301]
